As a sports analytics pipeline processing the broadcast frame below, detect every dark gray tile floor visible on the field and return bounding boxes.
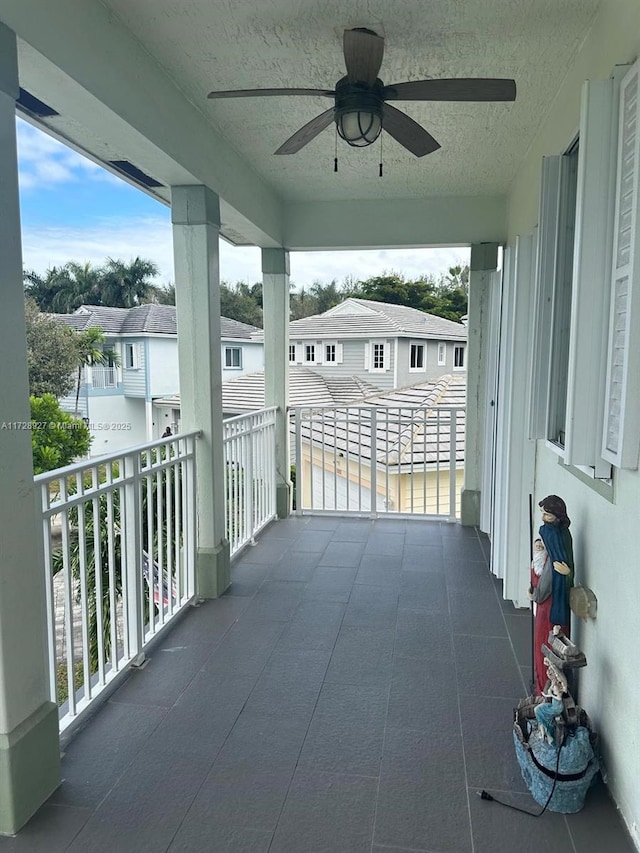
[1,517,635,853]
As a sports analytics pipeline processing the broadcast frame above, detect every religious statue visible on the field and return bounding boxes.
[528,495,574,695]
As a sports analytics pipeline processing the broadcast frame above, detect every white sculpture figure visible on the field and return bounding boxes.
[534,659,567,744]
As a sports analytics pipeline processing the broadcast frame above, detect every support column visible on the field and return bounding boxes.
[262,248,291,518]
[171,186,229,597]
[461,242,498,526]
[0,23,60,834]
[144,399,153,441]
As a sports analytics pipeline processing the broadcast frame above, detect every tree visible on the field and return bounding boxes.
[24,298,79,398]
[100,257,159,307]
[354,273,411,306]
[219,282,263,327]
[24,262,101,313]
[442,264,470,294]
[147,283,176,305]
[24,266,69,312]
[30,394,92,474]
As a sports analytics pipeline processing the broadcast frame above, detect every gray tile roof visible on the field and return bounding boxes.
[280,298,467,341]
[221,368,382,413]
[296,374,466,467]
[54,305,260,339]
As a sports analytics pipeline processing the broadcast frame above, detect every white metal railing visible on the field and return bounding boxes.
[223,408,277,556]
[293,405,465,520]
[36,433,198,731]
[90,366,118,388]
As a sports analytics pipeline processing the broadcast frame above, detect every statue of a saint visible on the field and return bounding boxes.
[528,495,574,694]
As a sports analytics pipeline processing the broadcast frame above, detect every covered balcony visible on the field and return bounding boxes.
[0,0,639,850]
[0,511,634,852]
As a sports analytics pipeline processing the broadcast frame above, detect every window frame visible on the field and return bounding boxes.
[454,344,465,369]
[224,346,243,369]
[372,341,386,371]
[124,342,139,370]
[437,342,446,365]
[324,342,337,364]
[409,341,425,371]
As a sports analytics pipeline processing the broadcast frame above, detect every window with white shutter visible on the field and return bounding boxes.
[603,61,640,469]
[563,76,621,477]
[365,340,388,372]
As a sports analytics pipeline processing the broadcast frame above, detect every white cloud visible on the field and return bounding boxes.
[21,214,469,289]
[16,118,119,190]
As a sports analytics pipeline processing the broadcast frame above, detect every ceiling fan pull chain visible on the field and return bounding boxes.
[334,126,339,172]
[379,131,383,177]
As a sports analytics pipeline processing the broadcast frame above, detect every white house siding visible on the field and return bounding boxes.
[147,337,180,397]
[85,396,147,456]
[58,389,88,419]
[294,338,396,390]
[395,338,465,385]
[121,338,147,398]
[221,340,264,382]
[504,2,640,843]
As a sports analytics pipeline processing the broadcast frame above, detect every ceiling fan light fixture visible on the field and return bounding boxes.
[336,109,382,147]
[334,77,384,148]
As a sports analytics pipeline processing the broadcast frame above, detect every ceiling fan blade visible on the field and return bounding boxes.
[274,107,336,155]
[383,78,517,102]
[208,88,334,99]
[343,28,384,85]
[382,104,440,157]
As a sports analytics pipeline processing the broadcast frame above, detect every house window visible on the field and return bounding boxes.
[410,343,425,370]
[437,342,446,365]
[225,346,242,369]
[124,343,138,369]
[289,344,297,364]
[373,343,385,370]
[304,344,315,363]
[454,345,465,369]
[325,343,336,363]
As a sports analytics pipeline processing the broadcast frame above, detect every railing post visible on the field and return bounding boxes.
[246,416,255,544]
[449,410,458,521]
[370,408,378,518]
[295,408,303,516]
[123,452,145,666]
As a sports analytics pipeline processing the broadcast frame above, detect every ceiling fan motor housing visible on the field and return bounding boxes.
[334,76,384,147]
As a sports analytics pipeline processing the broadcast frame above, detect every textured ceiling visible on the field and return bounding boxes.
[99,0,599,203]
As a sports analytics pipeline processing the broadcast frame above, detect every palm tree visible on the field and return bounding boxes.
[101,257,159,307]
[24,262,101,313]
[51,261,101,312]
[24,266,71,312]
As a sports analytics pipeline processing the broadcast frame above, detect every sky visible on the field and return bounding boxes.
[16,118,469,291]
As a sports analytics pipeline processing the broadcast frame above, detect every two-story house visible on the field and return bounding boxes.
[284,298,467,390]
[56,304,263,454]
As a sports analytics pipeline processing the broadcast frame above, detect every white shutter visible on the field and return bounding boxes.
[336,343,343,364]
[602,62,640,468]
[295,342,302,364]
[564,78,618,475]
[316,340,322,365]
[529,156,561,440]
[364,342,370,370]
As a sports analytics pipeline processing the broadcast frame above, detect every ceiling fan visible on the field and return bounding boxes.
[207,27,516,157]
